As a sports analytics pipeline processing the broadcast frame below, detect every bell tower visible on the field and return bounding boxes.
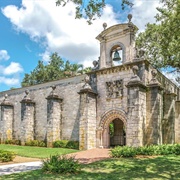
[96,14,138,69]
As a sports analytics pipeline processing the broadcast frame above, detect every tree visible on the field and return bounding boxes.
[136,0,180,83]
[56,0,133,24]
[21,52,90,87]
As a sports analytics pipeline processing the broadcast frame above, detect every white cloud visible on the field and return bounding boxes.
[2,0,162,67]
[131,0,162,31]
[0,50,23,87]
[3,62,23,75]
[0,76,20,86]
[0,50,10,61]
[2,0,118,66]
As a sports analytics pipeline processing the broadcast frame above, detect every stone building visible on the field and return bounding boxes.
[0,16,180,150]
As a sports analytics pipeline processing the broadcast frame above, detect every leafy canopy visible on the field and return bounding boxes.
[21,52,90,87]
[136,0,180,83]
[56,0,133,24]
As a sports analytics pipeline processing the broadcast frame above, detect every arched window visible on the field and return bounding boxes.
[110,45,123,66]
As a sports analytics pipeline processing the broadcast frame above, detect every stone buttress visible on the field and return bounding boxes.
[78,76,97,150]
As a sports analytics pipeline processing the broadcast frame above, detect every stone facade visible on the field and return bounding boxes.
[0,17,180,149]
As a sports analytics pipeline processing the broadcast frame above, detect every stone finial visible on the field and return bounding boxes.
[149,69,160,85]
[127,65,141,85]
[4,94,8,101]
[92,60,99,71]
[23,89,31,100]
[82,75,92,90]
[3,94,9,103]
[132,65,139,76]
[1,94,13,106]
[49,85,57,96]
[103,22,107,30]
[139,49,145,58]
[20,89,35,104]
[128,14,132,22]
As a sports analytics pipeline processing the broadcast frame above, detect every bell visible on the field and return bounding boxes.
[113,50,121,61]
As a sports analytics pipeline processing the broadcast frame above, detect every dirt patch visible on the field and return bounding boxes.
[0,156,41,165]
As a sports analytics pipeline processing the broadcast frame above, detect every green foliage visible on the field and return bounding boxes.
[156,144,180,155]
[136,145,157,156]
[111,146,137,158]
[111,144,180,158]
[109,122,114,137]
[53,140,68,148]
[4,139,21,145]
[21,52,91,87]
[136,0,180,83]
[66,140,79,149]
[53,140,79,149]
[56,0,132,24]
[0,150,16,162]
[25,140,46,147]
[42,154,81,174]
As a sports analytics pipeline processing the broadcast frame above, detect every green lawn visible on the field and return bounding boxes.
[0,144,78,159]
[1,155,180,180]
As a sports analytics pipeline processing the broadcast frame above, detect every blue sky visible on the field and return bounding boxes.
[0,0,161,92]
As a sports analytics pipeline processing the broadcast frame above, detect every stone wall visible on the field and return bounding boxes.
[0,59,179,149]
[0,75,86,144]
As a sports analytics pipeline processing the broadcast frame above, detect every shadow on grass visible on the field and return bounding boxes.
[1,155,180,180]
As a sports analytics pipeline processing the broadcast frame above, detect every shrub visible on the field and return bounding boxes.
[42,154,81,174]
[53,140,68,148]
[136,145,156,156]
[157,144,180,155]
[25,140,46,147]
[0,150,16,162]
[4,139,21,145]
[66,141,79,149]
[173,144,180,155]
[111,146,137,158]
[38,141,46,147]
[111,144,180,158]
[53,140,79,149]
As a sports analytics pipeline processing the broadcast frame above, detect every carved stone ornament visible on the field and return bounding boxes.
[149,69,160,85]
[106,79,123,98]
[21,89,35,104]
[23,89,31,100]
[0,94,13,106]
[82,75,92,90]
[49,85,57,96]
[130,65,141,82]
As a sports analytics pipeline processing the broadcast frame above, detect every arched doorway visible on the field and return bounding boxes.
[98,109,127,148]
[109,118,126,147]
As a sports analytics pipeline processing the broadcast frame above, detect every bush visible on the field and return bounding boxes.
[111,144,180,158]
[111,146,137,158]
[53,140,68,148]
[157,144,180,155]
[66,141,79,149]
[173,144,180,155]
[0,150,16,162]
[4,139,21,145]
[42,154,81,174]
[25,140,46,147]
[136,145,156,156]
[53,140,79,149]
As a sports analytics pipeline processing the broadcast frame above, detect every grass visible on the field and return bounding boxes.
[1,155,180,180]
[0,144,79,159]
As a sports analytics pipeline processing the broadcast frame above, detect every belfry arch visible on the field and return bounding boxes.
[97,109,127,148]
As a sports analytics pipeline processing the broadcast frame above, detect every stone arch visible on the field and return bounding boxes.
[108,42,126,64]
[99,109,127,129]
[97,109,127,148]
